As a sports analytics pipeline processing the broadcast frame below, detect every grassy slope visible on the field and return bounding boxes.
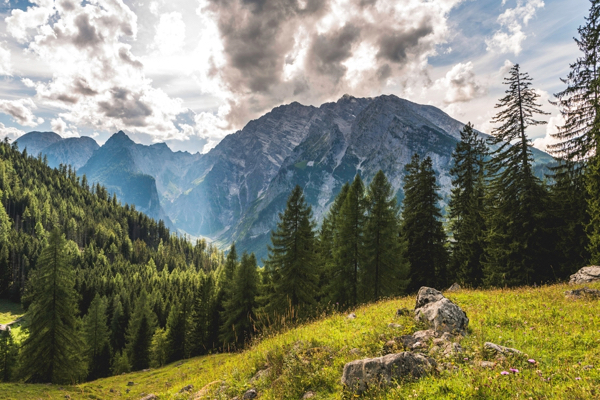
[0,300,23,325]
[1,282,599,399]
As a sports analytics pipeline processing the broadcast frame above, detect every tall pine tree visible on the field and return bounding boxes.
[550,0,600,263]
[125,289,157,371]
[263,185,319,320]
[401,156,448,291]
[483,64,551,286]
[220,252,259,349]
[448,123,487,286]
[18,228,86,383]
[83,294,111,380]
[363,171,409,300]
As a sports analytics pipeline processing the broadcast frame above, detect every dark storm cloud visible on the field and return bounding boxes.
[98,88,153,127]
[376,23,433,63]
[309,24,361,81]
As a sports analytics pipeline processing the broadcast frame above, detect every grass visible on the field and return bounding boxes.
[1,282,599,399]
[0,299,23,325]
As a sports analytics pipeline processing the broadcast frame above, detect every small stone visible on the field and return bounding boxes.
[179,384,193,393]
[243,388,258,399]
[396,308,411,317]
[583,365,594,370]
[142,368,151,372]
[109,389,115,393]
[484,342,523,357]
[347,313,357,320]
[388,323,403,329]
[302,391,316,399]
[127,382,135,386]
[250,367,271,383]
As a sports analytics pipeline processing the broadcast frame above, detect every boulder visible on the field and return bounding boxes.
[446,283,461,292]
[414,287,469,334]
[243,388,258,399]
[341,352,437,394]
[565,287,600,299]
[569,266,600,284]
[483,342,522,357]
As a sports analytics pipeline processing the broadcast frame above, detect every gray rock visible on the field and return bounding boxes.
[347,313,357,320]
[569,266,600,284]
[243,388,258,399]
[250,367,271,383]
[178,384,193,393]
[442,342,463,357]
[341,352,437,393]
[565,287,600,299]
[484,342,523,357]
[397,335,417,349]
[414,287,445,309]
[126,382,134,386]
[446,283,461,292]
[302,391,316,399]
[413,329,439,342]
[414,287,469,334]
[383,340,397,354]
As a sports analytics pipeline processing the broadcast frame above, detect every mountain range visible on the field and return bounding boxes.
[15,94,555,260]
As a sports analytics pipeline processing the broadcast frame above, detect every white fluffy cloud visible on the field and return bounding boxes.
[433,62,486,104]
[486,0,544,55]
[6,0,188,140]
[533,113,564,153]
[0,43,12,76]
[153,12,185,56]
[0,98,43,127]
[51,117,80,138]
[0,122,26,141]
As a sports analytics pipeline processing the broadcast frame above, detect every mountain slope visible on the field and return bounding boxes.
[43,136,99,169]
[78,132,174,227]
[15,131,62,156]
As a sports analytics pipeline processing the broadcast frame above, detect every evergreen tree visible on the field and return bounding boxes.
[189,274,216,356]
[362,170,409,301]
[222,243,238,295]
[125,290,157,371]
[401,157,447,291]
[220,252,259,349]
[550,1,600,263]
[448,123,487,286]
[0,329,17,382]
[483,64,551,286]
[165,294,192,363]
[332,175,367,307]
[263,185,318,320]
[149,328,168,368]
[318,183,349,307]
[110,297,127,353]
[18,228,86,383]
[83,294,111,380]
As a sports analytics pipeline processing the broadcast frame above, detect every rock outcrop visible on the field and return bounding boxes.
[569,266,600,284]
[414,287,469,334]
[341,352,437,393]
[484,342,523,357]
[565,287,600,299]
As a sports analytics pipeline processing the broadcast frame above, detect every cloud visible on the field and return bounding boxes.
[200,0,464,127]
[0,43,12,76]
[433,61,486,104]
[6,0,187,140]
[533,113,564,153]
[0,98,43,127]
[486,0,545,55]
[153,12,186,56]
[51,117,80,138]
[0,123,26,141]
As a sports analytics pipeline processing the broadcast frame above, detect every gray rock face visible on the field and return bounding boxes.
[414,287,469,334]
[341,352,436,393]
[446,283,461,292]
[569,266,600,284]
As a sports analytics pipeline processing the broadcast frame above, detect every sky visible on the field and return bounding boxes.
[0,0,591,154]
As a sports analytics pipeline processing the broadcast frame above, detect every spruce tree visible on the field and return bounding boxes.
[125,289,157,371]
[18,228,86,383]
[401,156,447,291]
[83,294,111,380]
[0,329,17,382]
[550,0,600,263]
[263,185,319,319]
[363,170,409,301]
[448,123,487,286]
[110,297,127,353]
[165,293,192,363]
[189,274,216,356]
[220,252,259,348]
[319,183,349,307]
[149,328,168,368]
[332,175,367,307]
[483,64,551,286]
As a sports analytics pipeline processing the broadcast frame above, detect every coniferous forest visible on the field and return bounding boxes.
[0,0,600,387]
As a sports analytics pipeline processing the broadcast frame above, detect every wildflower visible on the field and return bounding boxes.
[510,368,519,373]
[501,371,509,375]
[576,377,581,380]
[528,359,536,364]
